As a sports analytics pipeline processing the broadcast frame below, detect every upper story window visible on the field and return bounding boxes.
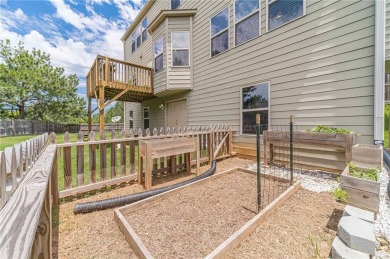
[267,0,304,31]
[131,33,136,52]
[136,25,142,48]
[210,7,229,57]
[241,82,269,135]
[235,0,260,46]
[142,18,148,42]
[154,37,164,73]
[172,31,190,67]
[143,107,149,129]
[171,0,180,10]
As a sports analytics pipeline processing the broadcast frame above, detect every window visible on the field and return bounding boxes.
[267,0,304,31]
[131,33,136,52]
[154,37,164,73]
[129,111,134,129]
[143,107,149,130]
[172,31,190,66]
[171,0,180,10]
[241,82,269,134]
[136,25,142,48]
[235,0,260,46]
[142,18,148,42]
[210,7,229,57]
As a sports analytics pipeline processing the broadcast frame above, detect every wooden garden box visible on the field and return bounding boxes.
[352,144,383,169]
[341,165,380,212]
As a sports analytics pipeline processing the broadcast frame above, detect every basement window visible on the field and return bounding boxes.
[234,0,260,46]
[143,107,150,130]
[172,31,190,66]
[241,82,270,135]
[154,37,164,73]
[210,7,229,57]
[267,0,304,31]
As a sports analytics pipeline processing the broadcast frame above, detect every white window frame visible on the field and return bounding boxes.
[171,0,180,10]
[131,32,136,53]
[143,107,150,130]
[210,6,230,58]
[171,31,190,67]
[266,0,306,32]
[240,81,271,136]
[233,0,261,47]
[136,25,142,48]
[154,36,164,73]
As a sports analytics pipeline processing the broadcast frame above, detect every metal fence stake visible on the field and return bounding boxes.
[256,114,261,213]
[290,115,293,186]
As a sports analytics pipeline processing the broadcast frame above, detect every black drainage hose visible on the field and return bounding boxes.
[74,160,217,214]
[383,149,390,197]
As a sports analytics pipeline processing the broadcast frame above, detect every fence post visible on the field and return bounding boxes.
[50,133,59,208]
[290,115,294,186]
[255,114,261,213]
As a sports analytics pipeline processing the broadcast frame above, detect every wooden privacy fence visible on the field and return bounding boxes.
[56,125,233,198]
[0,133,49,208]
[0,133,55,259]
[0,119,80,136]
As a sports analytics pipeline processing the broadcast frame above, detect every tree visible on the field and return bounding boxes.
[92,101,124,123]
[0,39,86,123]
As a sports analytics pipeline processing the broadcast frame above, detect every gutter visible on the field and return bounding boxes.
[374,0,386,145]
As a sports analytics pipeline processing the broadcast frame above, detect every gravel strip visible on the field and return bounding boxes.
[248,164,338,193]
[374,166,390,242]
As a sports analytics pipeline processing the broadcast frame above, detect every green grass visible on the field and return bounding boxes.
[0,134,39,151]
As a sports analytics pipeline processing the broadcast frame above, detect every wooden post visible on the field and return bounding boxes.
[120,130,126,176]
[89,131,96,183]
[196,137,200,175]
[130,141,135,174]
[50,133,58,208]
[208,131,214,163]
[100,131,107,181]
[88,97,92,133]
[99,86,105,133]
[63,132,72,189]
[345,133,353,163]
[170,155,176,174]
[76,132,84,186]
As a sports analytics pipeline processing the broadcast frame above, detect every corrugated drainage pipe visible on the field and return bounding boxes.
[383,149,390,196]
[74,160,217,214]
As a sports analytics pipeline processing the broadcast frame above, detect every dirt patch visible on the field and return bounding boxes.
[227,189,345,259]
[122,170,286,258]
[53,157,254,259]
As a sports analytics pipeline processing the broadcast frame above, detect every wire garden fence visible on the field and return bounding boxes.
[0,120,80,137]
[256,116,301,212]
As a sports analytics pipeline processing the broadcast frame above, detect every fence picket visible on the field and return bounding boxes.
[63,132,72,189]
[100,131,107,181]
[0,152,6,208]
[76,132,84,187]
[89,131,97,183]
[13,144,23,182]
[120,130,126,176]
[111,130,117,179]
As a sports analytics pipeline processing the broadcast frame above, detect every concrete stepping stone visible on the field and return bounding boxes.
[343,205,375,223]
[332,236,370,259]
[338,216,376,255]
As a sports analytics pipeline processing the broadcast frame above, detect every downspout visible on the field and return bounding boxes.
[374,0,386,145]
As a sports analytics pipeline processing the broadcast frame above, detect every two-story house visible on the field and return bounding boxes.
[87,0,385,171]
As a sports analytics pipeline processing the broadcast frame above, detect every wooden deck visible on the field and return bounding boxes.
[86,55,155,131]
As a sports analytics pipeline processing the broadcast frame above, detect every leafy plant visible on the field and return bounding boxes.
[332,187,347,202]
[348,162,379,181]
[306,125,352,134]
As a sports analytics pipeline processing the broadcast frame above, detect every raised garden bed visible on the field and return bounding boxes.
[352,144,383,169]
[341,164,380,212]
[114,167,300,258]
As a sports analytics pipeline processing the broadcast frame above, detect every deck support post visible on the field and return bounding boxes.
[88,97,92,133]
[99,86,105,133]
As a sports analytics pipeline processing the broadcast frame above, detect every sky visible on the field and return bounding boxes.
[0,0,146,110]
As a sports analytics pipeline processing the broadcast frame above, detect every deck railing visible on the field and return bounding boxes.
[56,125,233,198]
[86,55,153,96]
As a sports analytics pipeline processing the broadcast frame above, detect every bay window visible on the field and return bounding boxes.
[241,82,270,134]
[210,7,229,57]
[172,31,190,66]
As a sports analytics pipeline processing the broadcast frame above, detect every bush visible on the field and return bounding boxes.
[306,125,352,134]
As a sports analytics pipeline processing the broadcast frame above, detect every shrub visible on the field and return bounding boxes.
[306,125,352,134]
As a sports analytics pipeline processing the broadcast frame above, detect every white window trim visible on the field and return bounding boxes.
[143,107,150,129]
[171,31,190,67]
[265,0,306,32]
[154,36,164,73]
[170,0,180,10]
[233,0,261,47]
[240,81,271,136]
[210,5,230,58]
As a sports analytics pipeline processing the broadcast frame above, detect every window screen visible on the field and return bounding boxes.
[211,7,229,57]
[235,0,260,46]
[268,0,304,31]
